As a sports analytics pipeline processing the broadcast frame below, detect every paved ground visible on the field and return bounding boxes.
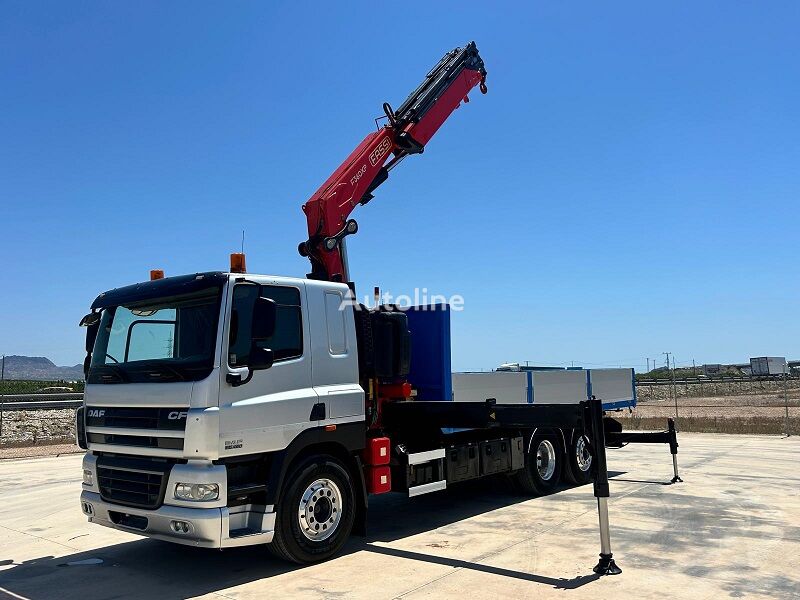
[1,433,799,599]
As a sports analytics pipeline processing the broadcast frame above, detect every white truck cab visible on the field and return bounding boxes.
[79,271,365,549]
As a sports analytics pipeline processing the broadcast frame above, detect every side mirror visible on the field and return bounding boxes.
[249,347,274,371]
[251,297,277,341]
[226,296,276,387]
[79,312,101,378]
[249,297,276,371]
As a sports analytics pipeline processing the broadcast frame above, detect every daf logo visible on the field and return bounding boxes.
[87,409,105,418]
[168,411,188,420]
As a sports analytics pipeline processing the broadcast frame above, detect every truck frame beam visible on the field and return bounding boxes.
[383,398,622,575]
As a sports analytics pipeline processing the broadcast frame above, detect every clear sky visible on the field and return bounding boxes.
[1,2,798,371]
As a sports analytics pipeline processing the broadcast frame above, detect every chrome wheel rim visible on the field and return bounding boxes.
[536,439,556,481]
[298,478,342,541]
[576,436,592,472]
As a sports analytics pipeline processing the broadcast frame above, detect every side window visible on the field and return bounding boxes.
[324,292,347,355]
[228,284,303,367]
[260,286,303,361]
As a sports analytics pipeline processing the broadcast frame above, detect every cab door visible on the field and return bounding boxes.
[218,277,317,456]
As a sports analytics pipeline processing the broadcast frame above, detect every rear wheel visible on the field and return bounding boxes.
[564,431,593,485]
[512,432,563,495]
[269,455,355,564]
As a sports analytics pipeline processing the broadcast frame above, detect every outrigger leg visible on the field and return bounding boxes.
[586,398,622,575]
[668,418,683,483]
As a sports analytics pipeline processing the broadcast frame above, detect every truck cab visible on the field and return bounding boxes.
[79,271,366,550]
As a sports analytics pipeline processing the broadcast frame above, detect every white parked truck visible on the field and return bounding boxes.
[76,43,674,574]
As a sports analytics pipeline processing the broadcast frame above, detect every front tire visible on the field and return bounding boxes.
[269,455,355,564]
[512,432,563,495]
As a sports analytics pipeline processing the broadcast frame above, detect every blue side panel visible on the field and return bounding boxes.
[526,371,533,403]
[405,304,452,401]
[603,399,635,411]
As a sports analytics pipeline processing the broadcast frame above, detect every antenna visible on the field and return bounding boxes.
[241,230,245,254]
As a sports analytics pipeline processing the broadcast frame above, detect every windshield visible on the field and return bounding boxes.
[88,288,221,383]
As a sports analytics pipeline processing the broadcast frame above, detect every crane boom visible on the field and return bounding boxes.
[299,42,488,282]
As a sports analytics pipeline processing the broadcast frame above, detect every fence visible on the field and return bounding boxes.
[0,393,82,459]
[620,378,799,435]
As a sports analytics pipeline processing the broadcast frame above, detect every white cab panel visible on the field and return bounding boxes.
[305,281,364,422]
[219,276,318,456]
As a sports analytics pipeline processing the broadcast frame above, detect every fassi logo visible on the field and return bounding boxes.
[369,137,392,166]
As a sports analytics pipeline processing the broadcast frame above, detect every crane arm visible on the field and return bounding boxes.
[299,41,487,282]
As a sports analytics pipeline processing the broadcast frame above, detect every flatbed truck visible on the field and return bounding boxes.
[76,42,677,574]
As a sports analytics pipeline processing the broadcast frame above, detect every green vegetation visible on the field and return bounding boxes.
[0,379,85,395]
[635,366,743,382]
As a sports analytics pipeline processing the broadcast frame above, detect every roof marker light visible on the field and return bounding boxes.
[230,253,246,273]
[150,270,165,280]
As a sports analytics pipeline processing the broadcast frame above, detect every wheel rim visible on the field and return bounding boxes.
[576,436,592,472]
[536,439,556,481]
[298,478,342,541]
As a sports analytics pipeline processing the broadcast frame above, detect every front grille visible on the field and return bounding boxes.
[85,406,187,451]
[85,407,188,431]
[88,433,183,450]
[96,455,175,509]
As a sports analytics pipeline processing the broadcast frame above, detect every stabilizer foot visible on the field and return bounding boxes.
[593,553,622,575]
[671,475,684,484]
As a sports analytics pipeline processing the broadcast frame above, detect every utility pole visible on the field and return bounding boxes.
[693,358,696,377]
[664,352,678,423]
[646,358,650,373]
[784,370,791,437]
[0,355,5,438]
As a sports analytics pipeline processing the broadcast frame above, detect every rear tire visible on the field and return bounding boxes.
[564,431,593,485]
[512,432,563,495]
[268,455,355,564]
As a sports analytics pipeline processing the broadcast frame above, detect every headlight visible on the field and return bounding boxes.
[174,482,219,502]
[82,469,93,486]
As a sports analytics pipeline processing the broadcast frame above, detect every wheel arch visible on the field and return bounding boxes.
[525,426,568,455]
[263,423,368,536]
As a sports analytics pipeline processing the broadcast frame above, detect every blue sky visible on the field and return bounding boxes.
[1,2,798,371]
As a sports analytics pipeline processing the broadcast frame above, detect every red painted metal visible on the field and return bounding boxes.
[365,465,392,494]
[300,43,487,282]
[363,436,391,466]
[379,382,413,398]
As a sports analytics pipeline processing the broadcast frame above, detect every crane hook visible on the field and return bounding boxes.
[480,75,488,95]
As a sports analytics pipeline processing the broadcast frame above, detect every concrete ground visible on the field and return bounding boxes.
[1,434,799,600]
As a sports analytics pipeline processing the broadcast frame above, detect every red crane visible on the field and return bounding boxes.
[298,42,488,283]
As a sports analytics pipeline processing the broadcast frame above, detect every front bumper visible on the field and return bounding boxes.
[80,491,276,548]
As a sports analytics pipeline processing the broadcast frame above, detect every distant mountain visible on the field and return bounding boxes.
[1,355,84,381]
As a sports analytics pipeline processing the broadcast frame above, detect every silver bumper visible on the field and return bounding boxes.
[80,491,275,548]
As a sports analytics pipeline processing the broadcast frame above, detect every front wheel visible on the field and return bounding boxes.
[511,432,563,495]
[269,455,355,564]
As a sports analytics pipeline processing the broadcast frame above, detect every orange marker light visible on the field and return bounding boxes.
[150,270,165,280]
[230,253,246,273]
